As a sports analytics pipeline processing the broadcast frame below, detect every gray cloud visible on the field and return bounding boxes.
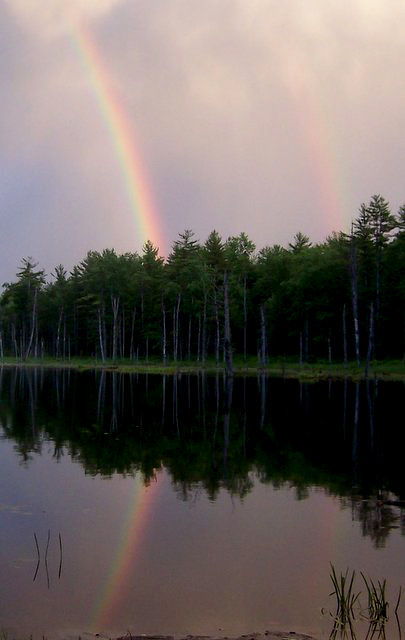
[2,0,405,281]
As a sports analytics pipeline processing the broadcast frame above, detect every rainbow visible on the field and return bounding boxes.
[91,473,161,630]
[70,22,164,254]
[282,49,349,236]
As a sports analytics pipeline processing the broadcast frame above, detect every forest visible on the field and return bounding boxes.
[1,195,405,369]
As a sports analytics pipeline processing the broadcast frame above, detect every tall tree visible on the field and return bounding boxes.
[226,232,256,363]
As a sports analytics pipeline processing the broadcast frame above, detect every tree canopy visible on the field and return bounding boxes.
[1,195,405,365]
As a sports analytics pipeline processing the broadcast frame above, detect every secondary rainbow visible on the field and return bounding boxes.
[70,22,164,253]
[282,48,350,236]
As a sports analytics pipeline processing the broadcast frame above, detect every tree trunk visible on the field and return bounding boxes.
[197,313,201,362]
[63,317,66,360]
[140,291,145,356]
[343,304,348,367]
[202,290,207,364]
[243,273,247,363]
[260,304,267,366]
[299,331,303,366]
[365,302,374,378]
[130,306,136,360]
[173,292,181,362]
[223,271,233,376]
[25,287,38,360]
[214,289,220,366]
[187,313,192,361]
[162,299,167,364]
[111,295,120,362]
[56,306,64,358]
[350,236,361,367]
[12,323,18,358]
[304,313,309,362]
[328,328,332,364]
[97,307,106,363]
[121,308,125,358]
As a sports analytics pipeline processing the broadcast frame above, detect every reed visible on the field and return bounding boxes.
[329,564,360,623]
[360,573,388,623]
[33,532,40,582]
[326,564,402,640]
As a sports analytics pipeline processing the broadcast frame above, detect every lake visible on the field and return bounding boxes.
[0,367,404,639]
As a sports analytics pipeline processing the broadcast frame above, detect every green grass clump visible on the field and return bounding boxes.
[325,564,402,640]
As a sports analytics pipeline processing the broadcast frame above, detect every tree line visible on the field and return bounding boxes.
[1,194,405,369]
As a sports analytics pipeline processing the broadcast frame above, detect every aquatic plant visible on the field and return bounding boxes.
[328,564,360,638]
[325,564,402,640]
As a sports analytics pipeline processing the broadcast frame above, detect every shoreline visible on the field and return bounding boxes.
[1,357,405,381]
[113,633,318,640]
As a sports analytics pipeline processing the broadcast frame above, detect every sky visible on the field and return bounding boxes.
[1,0,405,283]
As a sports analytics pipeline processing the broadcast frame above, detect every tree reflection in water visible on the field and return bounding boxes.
[0,367,404,546]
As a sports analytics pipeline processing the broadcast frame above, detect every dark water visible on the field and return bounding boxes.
[0,368,404,639]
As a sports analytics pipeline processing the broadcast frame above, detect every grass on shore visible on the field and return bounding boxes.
[1,355,405,380]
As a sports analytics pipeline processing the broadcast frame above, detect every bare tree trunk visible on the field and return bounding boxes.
[130,306,136,360]
[0,331,3,360]
[173,292,181,362]
[305,313,309,362]
[56,306,64,358]
[243,273,247,363]
[140,291,145,357]
[73,304,78,357]
[25,288,38,360]
[365,302,374,378]
[376,247,381,323]
[260,304,267,366]
[111,295,120,362]
[223,271,233,376]
[34,324,39,358]
[343,304,348,367]
[121,308,125,358]
[63,317,66,360]
[350,236,361,367]
[12,323,18,358]
[403,311,405,363]
[299,331,303,366]
[197,313,201,362]
[187,313,192,360]
[328,328,332,364]
[214,289,220,366]
[202,290,207,364]
[162,299,167,364]
[97,307,106,363]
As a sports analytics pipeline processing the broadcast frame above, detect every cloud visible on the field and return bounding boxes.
[5,0,126,38]
[2,0,405,282]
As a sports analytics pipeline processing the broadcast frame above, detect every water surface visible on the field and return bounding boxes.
[0,368,404,639]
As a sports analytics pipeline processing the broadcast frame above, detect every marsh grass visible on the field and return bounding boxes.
[325,564,402,640]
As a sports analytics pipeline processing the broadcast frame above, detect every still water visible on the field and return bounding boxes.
[0,367,404,639]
